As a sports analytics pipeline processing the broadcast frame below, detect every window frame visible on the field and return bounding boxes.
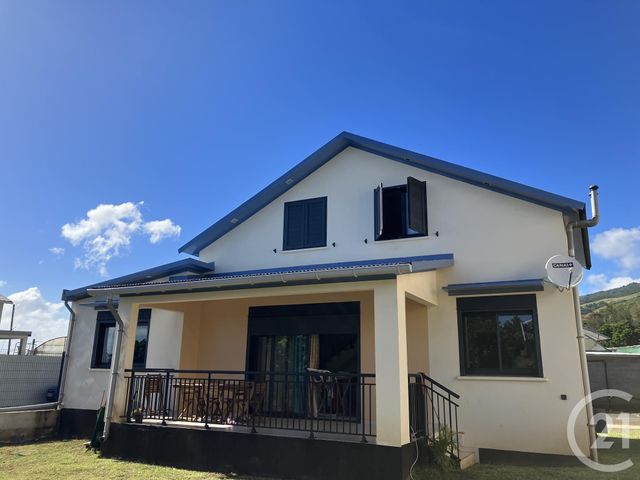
[282,196,328,251]
[91,309,152,369]
[132,309,151,369]
[456,294,544,378]
[91,311,116,369]
[374,177,428,242]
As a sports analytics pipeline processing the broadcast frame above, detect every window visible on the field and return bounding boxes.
[374,176,427,241]
[91,309,151,369]
[133,309,151,368]
[283,197,327,250]
[92,311,116,369]
[457,295,543,377]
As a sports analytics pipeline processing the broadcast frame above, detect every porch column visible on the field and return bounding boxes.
[373,281,410,446]
[110,302,139,424]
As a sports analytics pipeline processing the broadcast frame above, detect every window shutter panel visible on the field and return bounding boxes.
[305,198,327,247]
[284,202,306,250]
[407,176,428,235]
[374,184,384,240]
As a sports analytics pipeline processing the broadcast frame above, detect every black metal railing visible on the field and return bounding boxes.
[408,372,460,459]
[124,368,376,441]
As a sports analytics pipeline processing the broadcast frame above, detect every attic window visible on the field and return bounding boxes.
[283,197,327,250]
[374,177,428,241]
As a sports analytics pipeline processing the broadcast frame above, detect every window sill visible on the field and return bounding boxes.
[88,367,111,372]
[456,375,548,382]
[281,245,330,253]
[374,235,433,244]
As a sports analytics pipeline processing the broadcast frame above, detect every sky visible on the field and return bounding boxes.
[0,1,638,345]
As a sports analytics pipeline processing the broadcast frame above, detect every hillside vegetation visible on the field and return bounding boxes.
[581,283,640,347]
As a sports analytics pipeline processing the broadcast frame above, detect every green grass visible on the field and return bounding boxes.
[0,439,264,479]
[1,432,639,479]
[414,429,640,480]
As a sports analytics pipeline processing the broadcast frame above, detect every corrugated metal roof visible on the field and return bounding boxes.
[87,254,454,294]
[62,258,216,301]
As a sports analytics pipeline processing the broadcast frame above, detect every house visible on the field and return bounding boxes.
[58,132,594,480]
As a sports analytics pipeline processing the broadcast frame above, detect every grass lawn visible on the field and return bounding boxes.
[0,439,264,480]
[0,430,638,479]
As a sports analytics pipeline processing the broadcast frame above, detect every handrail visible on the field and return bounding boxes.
[412,372,460,399]
[125,367,376,378]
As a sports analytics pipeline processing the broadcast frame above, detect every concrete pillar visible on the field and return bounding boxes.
[110,302,138,424]
[373,280,410,446]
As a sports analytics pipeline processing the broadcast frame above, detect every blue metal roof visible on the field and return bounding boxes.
[87,254,454,292]
[62,258,216,301]
[444,278,545,296]
[179,132,590,268]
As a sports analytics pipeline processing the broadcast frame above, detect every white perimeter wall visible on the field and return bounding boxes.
[62,304,183,411]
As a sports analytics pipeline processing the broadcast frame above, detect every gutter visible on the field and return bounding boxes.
[566,185,599,462]
[87,263,415,297]
[57,298,76,409]
[102,295,125,442]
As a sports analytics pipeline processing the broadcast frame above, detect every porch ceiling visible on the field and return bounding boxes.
[86,254,454,298]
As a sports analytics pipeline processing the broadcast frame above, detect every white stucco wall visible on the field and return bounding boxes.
[63,145,590,455]
[199,146,568,285]
[145,308,183,369]
[193,146,589,455]
[62,305,183,411]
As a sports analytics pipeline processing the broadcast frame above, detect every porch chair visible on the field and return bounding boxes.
[143,375,165,418]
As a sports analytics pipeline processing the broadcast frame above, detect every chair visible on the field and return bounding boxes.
[143,375,165,418]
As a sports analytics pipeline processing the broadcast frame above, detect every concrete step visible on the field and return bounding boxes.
[458,450,478,470]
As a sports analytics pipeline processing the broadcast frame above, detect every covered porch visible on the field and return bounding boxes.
[93,258,460,479]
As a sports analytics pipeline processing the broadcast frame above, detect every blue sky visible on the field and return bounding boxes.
[0,1,638,342]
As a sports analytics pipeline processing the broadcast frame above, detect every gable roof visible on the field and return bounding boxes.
[62,258,216,301]
[179,132,591,268]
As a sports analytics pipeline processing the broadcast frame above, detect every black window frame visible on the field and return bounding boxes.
[282,196,328,251]
[457,294,544,378]
[91,308,152,369]
[133,309,151,368]
[374,176,428,241]
[91,311,116,369]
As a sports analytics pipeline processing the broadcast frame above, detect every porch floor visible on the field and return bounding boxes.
[136,417,377,444]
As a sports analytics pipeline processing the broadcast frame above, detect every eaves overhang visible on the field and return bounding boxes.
[87,254,454,298]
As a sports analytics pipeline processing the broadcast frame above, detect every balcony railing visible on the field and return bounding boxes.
[124,368,460,451]
[408,372,460,459]
[124,368,376,441]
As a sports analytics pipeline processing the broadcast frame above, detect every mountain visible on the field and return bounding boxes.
[580,283,640,347]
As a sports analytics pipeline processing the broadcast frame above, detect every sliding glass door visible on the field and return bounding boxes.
[247,302,360,418]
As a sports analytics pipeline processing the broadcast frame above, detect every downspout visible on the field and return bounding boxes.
[57,296,77,408]
[566,185,599,462]
[103,295,125,442]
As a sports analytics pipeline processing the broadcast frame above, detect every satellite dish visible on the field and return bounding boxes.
[545,254,584,288]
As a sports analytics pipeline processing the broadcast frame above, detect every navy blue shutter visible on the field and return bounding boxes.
[407,177,428,235]
[283,197,327,250]
[374,184,383,240]
[283,202,306,250]
[305,197,327,248]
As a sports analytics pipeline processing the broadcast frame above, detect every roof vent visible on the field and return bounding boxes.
[230,218,239,224]
[285,178,294,185]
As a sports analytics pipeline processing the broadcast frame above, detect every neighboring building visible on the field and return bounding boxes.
[583,328,609,352]
[59,132,593,480]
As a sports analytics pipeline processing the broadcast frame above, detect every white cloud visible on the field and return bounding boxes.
[592,227,640,271]
[49,247,65,256]
[61,202,181,276]
[0,288,68,348]
[584,273,640,293]
[143,219,182,244]
[0,280,6,289]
